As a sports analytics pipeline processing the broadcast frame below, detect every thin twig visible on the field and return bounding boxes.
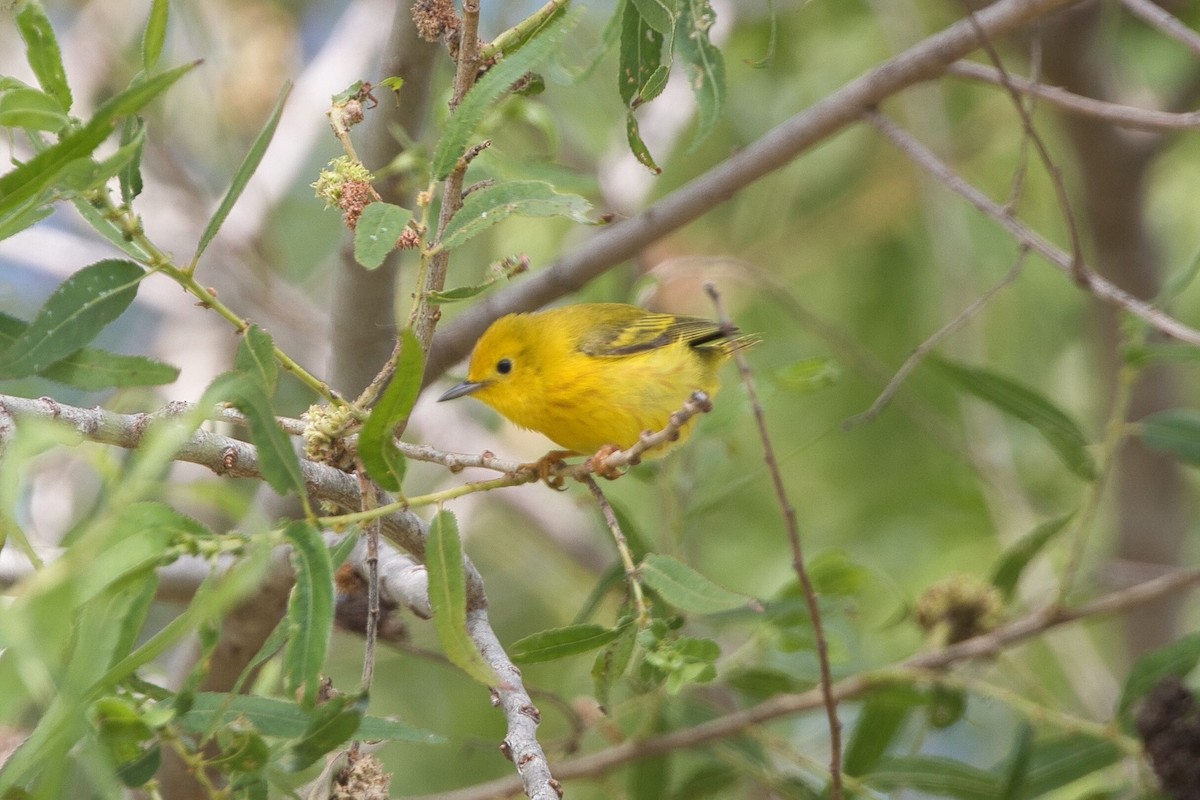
[958,1,1088,286]
[704,283,843,800]
[1120,0,1200,57]
[581,476,650,626]
[355,471,381,714]
[947,61,1200,131]
[862,110,1200,347]
[845,250,1026,428]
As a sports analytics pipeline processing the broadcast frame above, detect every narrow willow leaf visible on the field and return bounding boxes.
[640,553,751,614]
[675,0,726,146]
[0,310,178,389]
[285,693,366,772]
[0,200,53,241]
[0,86,67,132]
[353,202,413,270]
[179,693,444,743]
[141,0,170,71]
[638,64,671,106]
[427,510,497,685]
[118,116,145,204]
[208,372,304,496]
[0,60,198,215]
[16,0,72,112]
[70,197,152,261]
[438,181,591,251]
[0,259,143,379]
[1116,631,1200,722]
[592,622,636,708]
[360,328,423,492]
[193,81,292,266]
[426,281,496,304]
[626,112,661,174]
[998,724,1034,800]
[236,325,278,394]
[932,357,1096,480]
[844,686,927,776]
[619,0,664,107]
[989,514,1073,601]
[510,623,625,664]
[1139,410,1200,466]
[669,765,737,800]
[1021,734,1121,796]
[865,756,1001,800]
[282,521,334,708]
[632,0,676,35]
[431,10,576,180]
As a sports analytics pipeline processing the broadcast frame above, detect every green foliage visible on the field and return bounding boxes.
[426,510,498,685]
[360,327,424,492]
[353,201,414,270]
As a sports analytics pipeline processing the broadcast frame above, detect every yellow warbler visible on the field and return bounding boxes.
[438,303,758,454]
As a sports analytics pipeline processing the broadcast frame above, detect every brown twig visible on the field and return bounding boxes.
[704,283,843,800]
[1120,0,1200,57]
[863,110,1200,346]
[957,1,1088,286]
[581,476,649,626]
[845,250,1026,428]
[350,471,382,759]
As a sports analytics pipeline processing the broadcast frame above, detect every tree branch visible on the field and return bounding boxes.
[424,0,1088,383]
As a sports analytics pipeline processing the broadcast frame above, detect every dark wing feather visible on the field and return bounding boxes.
[579,311,736,357]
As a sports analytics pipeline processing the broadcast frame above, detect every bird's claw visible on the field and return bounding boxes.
[587,444,625,480]
[522,449,576,490]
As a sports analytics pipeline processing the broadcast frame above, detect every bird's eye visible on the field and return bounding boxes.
[496,358,513,375]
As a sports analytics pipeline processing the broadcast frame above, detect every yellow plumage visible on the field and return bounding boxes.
[438,303,758,454]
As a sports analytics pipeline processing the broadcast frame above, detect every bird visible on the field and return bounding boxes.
[437,302,758,456]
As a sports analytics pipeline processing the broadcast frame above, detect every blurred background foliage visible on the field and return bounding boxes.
[4,0,1200,797]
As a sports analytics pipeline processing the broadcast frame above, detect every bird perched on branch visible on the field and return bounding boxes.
[438,302,758,455]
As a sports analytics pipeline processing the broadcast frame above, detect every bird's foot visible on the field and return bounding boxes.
[587,444,625,480]
[523,449,577,490]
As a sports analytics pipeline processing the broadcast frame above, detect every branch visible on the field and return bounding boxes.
[424,0,1088,382]
[0,393,558,800]
[947,61,1200,131]
[408,565,1200,799]
[1120,0,1200,57]
[862,110,1200,346]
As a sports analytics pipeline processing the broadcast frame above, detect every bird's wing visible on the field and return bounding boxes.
[579,312,732,357]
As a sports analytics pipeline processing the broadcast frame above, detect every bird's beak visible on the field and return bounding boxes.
[438,380,486,401]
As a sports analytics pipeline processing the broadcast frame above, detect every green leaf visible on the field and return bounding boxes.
[510,623,626,664]
[619,0,665,107]
[1021,733,1121,796]
[843,686,927,776]
[426,510,498,685]
[282,521,334,708]
[141,0,170,71]
[998,724,1034,800]
[1139,410,1200,466]
[178,693,443,743]
[118,116,145,204]
[438,180,591,251]
[989,514,1073,601]
[675,0,726,146]
[360,328,424,492]
[932,357,1096,480]
[865,756,1002,800]
[640,553,751,614]
[0,86,68,131]
[725,667,811,700]
[236,325,278,395]
[208,372,305,496]
[285,693,366,772]
[353,202,413,270]
[669,765,737,800]
[592,619,636,707]
[0,60,198,216]
[0,259,143,379]
[0,311,179,389]
[431,10,576,180]
[0,199,53,241]
[632,0,677,35]
[16,0,72,112]
[626,112,661,174]
[1116,631,1200,722]
[193,81,292,266]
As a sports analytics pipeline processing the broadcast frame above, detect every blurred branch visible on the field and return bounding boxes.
[0,393,557,800]
[424,0,1087,383]
[1120,0,1200,56]
[410,565,1200,799]
[863,110,1200,346]
[947,62,1200,131]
